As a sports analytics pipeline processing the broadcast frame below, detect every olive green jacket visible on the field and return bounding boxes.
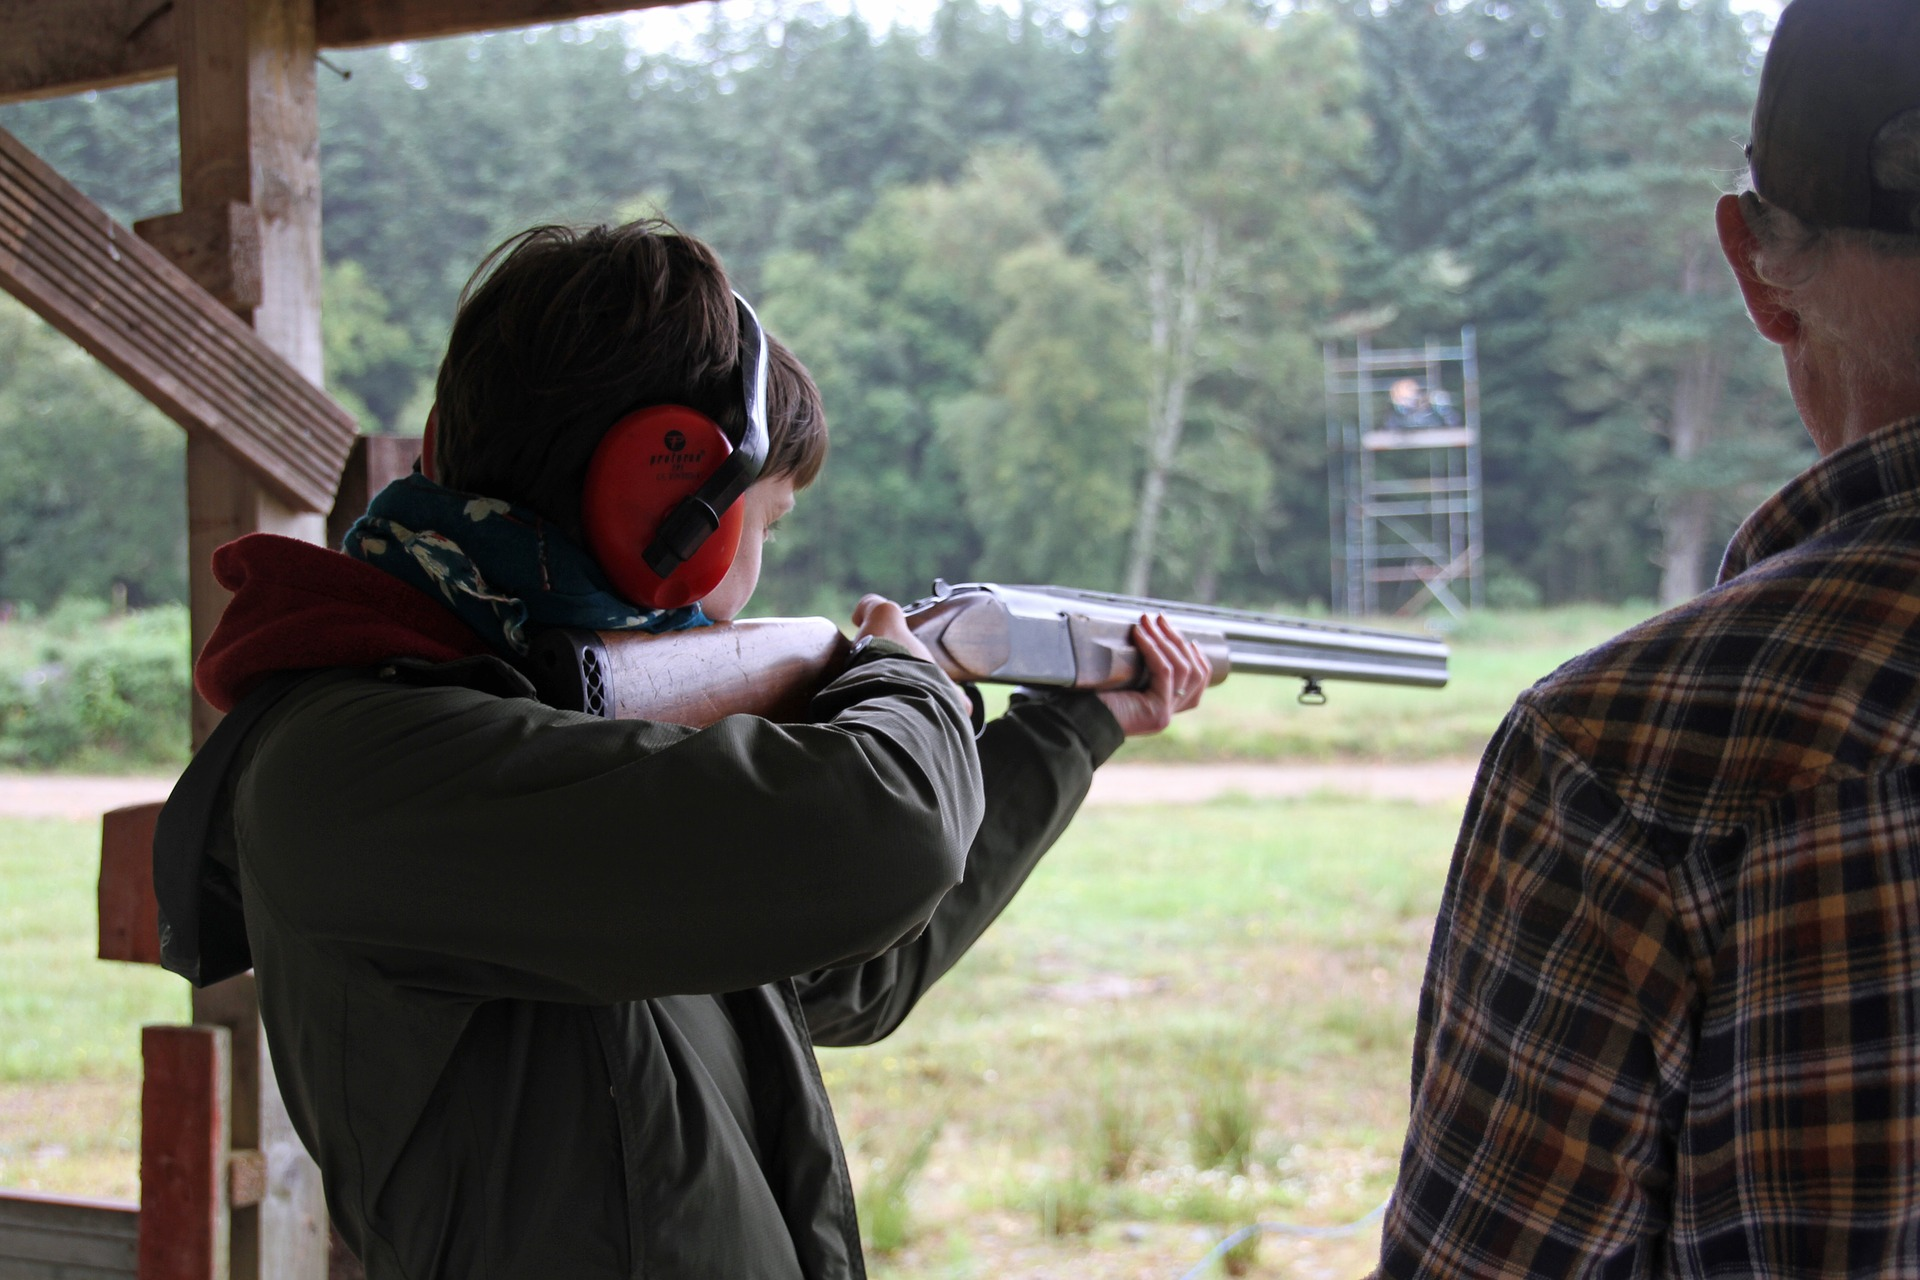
[192,650,1121,1278]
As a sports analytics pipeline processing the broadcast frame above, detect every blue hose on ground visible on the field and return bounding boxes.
[1175,1198,1390,1279]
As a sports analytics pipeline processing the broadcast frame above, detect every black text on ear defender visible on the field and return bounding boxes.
[580,293,772,610]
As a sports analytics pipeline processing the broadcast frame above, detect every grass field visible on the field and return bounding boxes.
[0,603,1661,1275]
[831,795,1460,1279]
[1115,602,1658,763]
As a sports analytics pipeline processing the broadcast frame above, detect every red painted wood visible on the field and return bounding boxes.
[139,1025,230,1280]
[327,434,423,549]
[99,802,165,966]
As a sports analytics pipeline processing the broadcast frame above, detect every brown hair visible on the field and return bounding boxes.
[431,220,827,539]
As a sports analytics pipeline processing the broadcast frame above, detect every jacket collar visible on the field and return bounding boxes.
[195,533,494,712]
[1720,414,1920,583]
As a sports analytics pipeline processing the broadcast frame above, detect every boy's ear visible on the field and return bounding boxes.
[1717,194,1801,346]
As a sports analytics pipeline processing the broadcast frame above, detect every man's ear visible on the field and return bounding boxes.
[1717,193,1800,346]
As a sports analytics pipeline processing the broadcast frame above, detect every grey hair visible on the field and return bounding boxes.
[1737,190,1920,388]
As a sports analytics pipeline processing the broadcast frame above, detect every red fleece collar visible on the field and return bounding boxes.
[195,533,494,712]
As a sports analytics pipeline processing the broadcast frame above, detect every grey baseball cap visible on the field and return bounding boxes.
[1749,0,1920,235]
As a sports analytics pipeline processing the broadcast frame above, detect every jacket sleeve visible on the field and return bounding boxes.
[794,689,1124,1047]
[232,654,985,1005]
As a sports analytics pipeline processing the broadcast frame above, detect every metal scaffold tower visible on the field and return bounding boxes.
[1324,327,1485,618]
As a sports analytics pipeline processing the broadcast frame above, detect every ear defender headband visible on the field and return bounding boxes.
[579,292,772,610]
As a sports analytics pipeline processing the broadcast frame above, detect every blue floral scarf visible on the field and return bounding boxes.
[341,472,708,656]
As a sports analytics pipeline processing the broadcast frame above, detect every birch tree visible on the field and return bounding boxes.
[1100,0,1364,596]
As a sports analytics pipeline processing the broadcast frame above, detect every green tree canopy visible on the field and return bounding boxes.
[0,297,185,608]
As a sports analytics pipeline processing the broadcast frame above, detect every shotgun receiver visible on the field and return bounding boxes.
[526,581,1448,726]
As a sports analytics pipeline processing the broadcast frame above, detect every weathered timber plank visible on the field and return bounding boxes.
[135,204,265,313]
[139,1025,231,1280]
[0,186,345,498]
[99,802,165,966]
[0,1190,138,1279]
[318,0,680,45]
[0,134,346,487]
[0,0,687,104]
[0,179,336,471]
[0,1,175,104]
[0,126,354,512]
[0,203,344,516]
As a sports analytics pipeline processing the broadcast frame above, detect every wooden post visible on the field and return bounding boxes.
[139,3,330,1277]
[152,0,328,748]
[139,1026,230,1280]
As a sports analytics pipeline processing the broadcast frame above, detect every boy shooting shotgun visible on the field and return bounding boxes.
[152,220,1213,1279]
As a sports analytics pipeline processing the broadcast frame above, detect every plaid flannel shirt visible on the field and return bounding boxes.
[1378,416,1920,1278]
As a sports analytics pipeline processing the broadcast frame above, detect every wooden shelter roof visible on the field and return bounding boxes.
[1,0,677,104]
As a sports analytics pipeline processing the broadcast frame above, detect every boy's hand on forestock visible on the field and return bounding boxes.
[1097,614,1211,738]
[852,594,940,666]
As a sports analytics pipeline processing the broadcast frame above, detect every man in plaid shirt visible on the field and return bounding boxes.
[1376,1,1920,1274]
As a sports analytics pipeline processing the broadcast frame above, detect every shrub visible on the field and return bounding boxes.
[0,604,190,768]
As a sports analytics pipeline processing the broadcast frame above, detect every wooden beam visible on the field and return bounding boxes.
[0,0,686,104]
[0,1191,138,1280]
[174,0,325,376]
[0,126,356,513]
[135,203,265,313]
[164,6,332,1277]
[0,1,177,105]
[319,0,678,46]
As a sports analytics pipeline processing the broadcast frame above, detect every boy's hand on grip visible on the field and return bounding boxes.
[851,594,940,666]
[1097,614,1212,738]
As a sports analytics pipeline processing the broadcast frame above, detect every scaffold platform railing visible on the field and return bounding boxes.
[1324,327,1484,618]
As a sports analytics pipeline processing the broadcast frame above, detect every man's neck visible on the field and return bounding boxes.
[1799,365,1920,457]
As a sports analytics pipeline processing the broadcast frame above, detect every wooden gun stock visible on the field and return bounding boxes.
[527,618,852,725]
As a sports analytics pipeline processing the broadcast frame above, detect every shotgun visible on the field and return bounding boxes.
[525,580,1449,726]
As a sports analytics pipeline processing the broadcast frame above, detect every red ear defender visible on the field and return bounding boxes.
[581,405,745,609]
[579,292,772,612]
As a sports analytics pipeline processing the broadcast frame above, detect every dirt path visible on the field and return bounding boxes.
[0,775,178,820]
[1085,760,1477,807]
[0,761,1479,821]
